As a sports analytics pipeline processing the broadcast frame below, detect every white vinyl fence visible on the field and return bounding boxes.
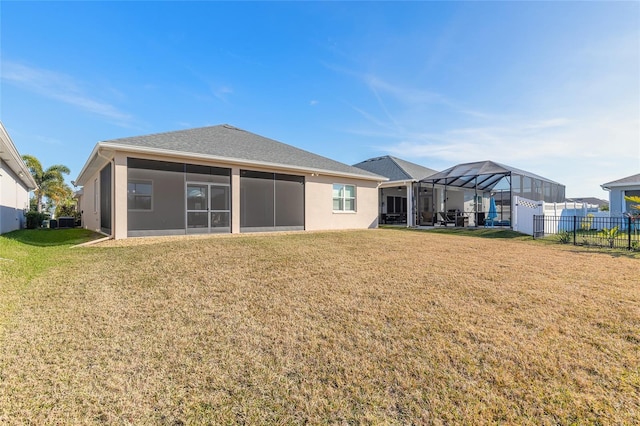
[512,196,601,236]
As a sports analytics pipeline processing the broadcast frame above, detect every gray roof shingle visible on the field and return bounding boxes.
[353,156,437,181]
[602,173,640,188]
[102,124,383,179]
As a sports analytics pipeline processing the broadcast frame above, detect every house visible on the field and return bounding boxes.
[601,173,640,215]
[74,125,386,239]
[0,121,37,234]
[353,156,437,226]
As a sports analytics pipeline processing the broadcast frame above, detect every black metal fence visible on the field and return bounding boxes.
[533,215,639,250]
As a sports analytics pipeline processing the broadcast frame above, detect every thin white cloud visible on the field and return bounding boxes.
[364,73,446,106]
[1,61,132,123]
[213,85,233,102]
[309,100,319,106]
[380,113,639,197]
[332,46,638,196]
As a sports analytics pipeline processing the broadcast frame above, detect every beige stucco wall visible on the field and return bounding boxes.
[79,167,102,234]
[305,174,379,231]
[113,153,128,239]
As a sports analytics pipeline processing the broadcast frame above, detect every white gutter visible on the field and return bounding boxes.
[74,143,101,185]
[601,182,640,190]
[0,122,38,190]
[75,145,115,186]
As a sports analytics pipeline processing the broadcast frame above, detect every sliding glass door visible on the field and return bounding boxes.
[186,183,230,233]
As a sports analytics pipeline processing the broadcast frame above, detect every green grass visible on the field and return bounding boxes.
[421,227,530,239]
[0,229,103,335]
[1,228,102,247]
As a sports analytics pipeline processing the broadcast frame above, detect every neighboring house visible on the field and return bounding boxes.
[353,156,437,226]
[0,121,37,234]
[601,173,640,215]
[74,124,386,239]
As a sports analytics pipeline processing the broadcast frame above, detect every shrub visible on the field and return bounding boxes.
[581,214,594,230]
[25,211,47,229]
[599,226,619,248]
[557,231,571,244]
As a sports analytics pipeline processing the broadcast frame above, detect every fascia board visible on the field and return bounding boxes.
[74,144,114,186]
[379,179,417,188]
[0,125,38,190]
[601,182,640,189]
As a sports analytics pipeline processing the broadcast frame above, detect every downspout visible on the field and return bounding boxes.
[96,148,116,239]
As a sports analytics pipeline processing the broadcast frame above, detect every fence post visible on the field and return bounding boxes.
[628,215,632,250]
[573,216,577,245]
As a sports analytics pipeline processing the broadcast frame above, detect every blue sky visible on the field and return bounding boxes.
[1,1,638,198]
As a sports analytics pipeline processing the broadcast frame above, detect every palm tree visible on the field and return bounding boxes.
[21,154,71,213]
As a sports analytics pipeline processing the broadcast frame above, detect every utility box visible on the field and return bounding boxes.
[58,217,75,228]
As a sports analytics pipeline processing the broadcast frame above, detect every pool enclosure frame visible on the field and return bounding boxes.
[418,161,565,228]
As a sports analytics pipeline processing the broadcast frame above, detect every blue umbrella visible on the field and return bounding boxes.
[487,197,498,227]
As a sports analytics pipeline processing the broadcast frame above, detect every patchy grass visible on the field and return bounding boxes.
[0,229,103,336]
[0,229,638,424]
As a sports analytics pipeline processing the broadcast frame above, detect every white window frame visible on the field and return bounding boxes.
[128,179,154,211]
[333,183,356,213]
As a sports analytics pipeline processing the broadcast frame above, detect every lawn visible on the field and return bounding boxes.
[0,229,638,424]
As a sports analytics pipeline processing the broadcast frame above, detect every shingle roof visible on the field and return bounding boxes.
[352,156,437,181]
[101,124,383,179]
[602,173,640,188]
[0,121,37,190]
[565,197,609,207]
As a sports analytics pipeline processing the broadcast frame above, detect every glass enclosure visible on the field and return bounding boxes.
[100,163,112,234]
[240,170,304,232]
[127,158,230,236]
[419,161,566,227]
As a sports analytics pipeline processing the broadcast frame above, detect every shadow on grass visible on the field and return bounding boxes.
[381,226,531,240]
[2,229,104,247]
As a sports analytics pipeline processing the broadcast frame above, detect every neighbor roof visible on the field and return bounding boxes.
[0,121,38,190]
[565,197,609,208]
[77,125,386,184]
[421,160,562,191]
[353,155,437,182]
[601,173,640,189]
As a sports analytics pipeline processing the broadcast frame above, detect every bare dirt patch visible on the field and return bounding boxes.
[0,229,638,424]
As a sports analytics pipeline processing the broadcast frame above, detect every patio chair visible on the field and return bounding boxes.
[421,211,434,225]
[438,211,456,226]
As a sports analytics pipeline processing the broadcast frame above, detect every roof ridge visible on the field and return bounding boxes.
[387,156,413,180]
[104,124,228,143]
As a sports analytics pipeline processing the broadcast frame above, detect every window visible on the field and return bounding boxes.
[128,180,153,210]
[386,196,407,213]
[625,190,640,214]
[333,184,356,212]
